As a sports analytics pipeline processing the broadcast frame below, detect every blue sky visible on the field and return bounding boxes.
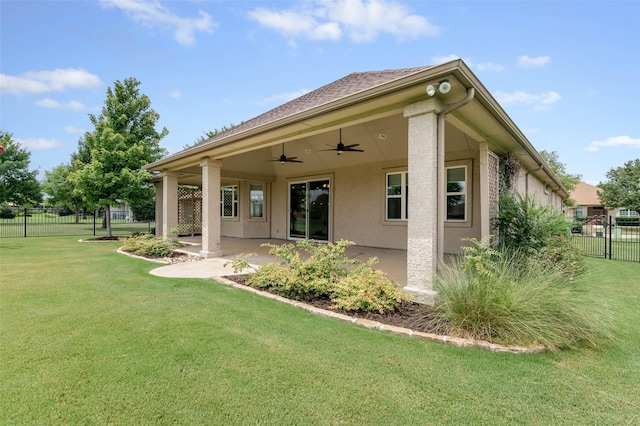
[1,0,639,186]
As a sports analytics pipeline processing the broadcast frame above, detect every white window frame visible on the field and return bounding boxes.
[619,208,639,217]
[220,185,238,218]
[386,171,408,221]
[446,165,467,222]
[249,183,265,219]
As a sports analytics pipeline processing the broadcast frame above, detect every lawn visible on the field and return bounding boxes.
[1,237,639,424]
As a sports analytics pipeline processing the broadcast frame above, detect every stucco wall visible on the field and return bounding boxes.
[267,152,481,254]
[221,181,271,238]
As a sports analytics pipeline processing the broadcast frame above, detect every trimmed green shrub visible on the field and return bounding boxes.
[245,240,409,313]
[330,268,406,313]
[615,216,640,226]
[120,233,181,258]
[416,238,613,350]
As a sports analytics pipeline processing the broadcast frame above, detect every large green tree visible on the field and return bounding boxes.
[540,150,582,206]
[598,159,640,214]
[41,162,87,222]
[0,131,42,206]
[70,78,167,237]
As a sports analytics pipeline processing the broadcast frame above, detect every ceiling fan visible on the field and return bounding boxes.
[265,143,303,164]
[322,128,363,155]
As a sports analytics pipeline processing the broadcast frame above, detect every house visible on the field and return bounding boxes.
[144,59,567,302]
[566,181,638,222]
[566,182,606,219]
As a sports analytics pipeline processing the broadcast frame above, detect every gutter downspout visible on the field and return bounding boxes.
[437,87,475,260]
[525,163,544,201]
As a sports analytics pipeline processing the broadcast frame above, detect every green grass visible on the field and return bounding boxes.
[1,238,639,424]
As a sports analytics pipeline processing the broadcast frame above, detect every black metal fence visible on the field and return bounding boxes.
[0,208,154,238]
[569,215,640,262]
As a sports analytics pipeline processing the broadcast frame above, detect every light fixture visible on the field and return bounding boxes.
[426,80,451,96]
[378,133,387,140]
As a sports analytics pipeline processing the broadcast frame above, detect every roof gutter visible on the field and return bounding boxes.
[437,87,476,260]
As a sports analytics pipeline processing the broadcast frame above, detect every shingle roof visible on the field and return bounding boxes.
[570,182,602,206]
[200,66,432,145]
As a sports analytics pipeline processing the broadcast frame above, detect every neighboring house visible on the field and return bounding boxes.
[566,181,638,221]
[566,182,606,219]
[144,59,567,301]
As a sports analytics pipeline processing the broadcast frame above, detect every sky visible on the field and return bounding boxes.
[1,0,639,186]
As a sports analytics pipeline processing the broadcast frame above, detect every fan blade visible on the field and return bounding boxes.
[343,144,360,149]
[344,148,364,152]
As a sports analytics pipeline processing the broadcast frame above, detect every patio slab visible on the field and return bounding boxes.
[150,236,408,286]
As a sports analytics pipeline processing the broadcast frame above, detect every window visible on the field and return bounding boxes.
[620,209,639,217]
[250,184,264,219]
[220,185,238,218]
[386,172,408,220]
[446,166,467,221]
[574,206,584,217]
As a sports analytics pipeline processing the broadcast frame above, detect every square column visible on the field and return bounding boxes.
[200,158,223,258]
[403,99,443,304]
[161,171,178,237]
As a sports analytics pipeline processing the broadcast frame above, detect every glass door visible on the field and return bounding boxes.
[288,179,330,241]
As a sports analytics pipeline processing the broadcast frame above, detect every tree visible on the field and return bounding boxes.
[70,78,168,237]
[0,131,42,206]
[183,123,240,149]
[597,159,640,214]
[540,150,582,206]
[41,163,87,222]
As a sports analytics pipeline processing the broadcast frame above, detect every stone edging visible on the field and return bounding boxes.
[213,276,547,354]
[113,247,546,354]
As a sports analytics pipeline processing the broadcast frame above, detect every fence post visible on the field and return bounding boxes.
[608,215,613,260]
[94,209,97,236]
[24,207,27,238]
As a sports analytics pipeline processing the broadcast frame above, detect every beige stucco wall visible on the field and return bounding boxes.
[266,151,482,254]
[221,181,271,238]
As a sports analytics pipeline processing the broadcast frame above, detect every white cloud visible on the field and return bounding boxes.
[585,135,640,152]
[35,98,87,111]
[249,0,438,43]
[0,68,101,95]
[65,126,85,134]
[253,89,311,106]
[170,90,182,99]
[477,62,507,72]
[15,137,62,150]
[518,55,551,68]
[101,0,217,46]
[494,90,561,110]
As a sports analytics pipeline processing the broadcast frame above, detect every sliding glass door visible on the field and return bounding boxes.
[288,179,330,241]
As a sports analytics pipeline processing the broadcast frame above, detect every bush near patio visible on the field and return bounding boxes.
[246,239,408,314]
[119,233,181,258]
[417,192,607,350]
[417,238,613,350]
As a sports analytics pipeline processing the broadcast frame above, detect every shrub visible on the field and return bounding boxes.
[0,203,16,219]
[492,191,570,253]
[416,238,612,349]
[330,267,408,313]
[120,234,181,258]
[245,240,408,313]
[492,191,585,277]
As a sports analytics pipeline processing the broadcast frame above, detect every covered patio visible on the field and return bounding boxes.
[169,236,409,286]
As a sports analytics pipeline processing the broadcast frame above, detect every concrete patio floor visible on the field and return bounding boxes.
[151,236,408,286]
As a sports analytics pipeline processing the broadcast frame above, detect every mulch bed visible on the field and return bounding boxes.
[223,274,443,334]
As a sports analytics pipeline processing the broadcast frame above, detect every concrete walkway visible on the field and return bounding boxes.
[150,236,408,286]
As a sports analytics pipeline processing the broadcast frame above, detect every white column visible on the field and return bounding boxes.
[200,158,223,258]
[161,172,178,238]
[154,180,163,237]
[403,99,443,304]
